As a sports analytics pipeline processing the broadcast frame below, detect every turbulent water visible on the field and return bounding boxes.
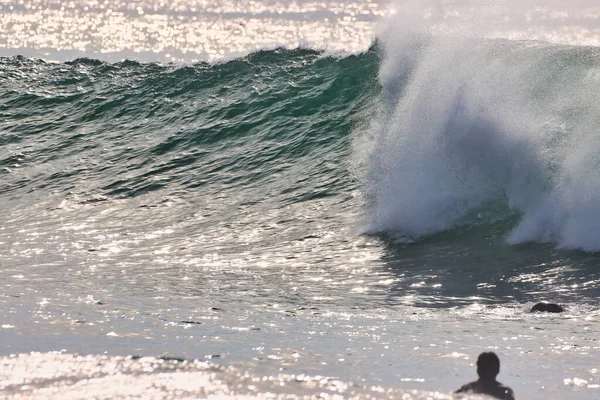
[2,1,600,399]
[369,36,600,249]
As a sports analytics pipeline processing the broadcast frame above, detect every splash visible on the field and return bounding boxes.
[385,0,600,47]
[366,1,600,251]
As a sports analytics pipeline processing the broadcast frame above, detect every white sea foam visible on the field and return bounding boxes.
[366,1,600,250]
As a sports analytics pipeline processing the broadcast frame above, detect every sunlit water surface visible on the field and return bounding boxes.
[2,1,600,399]
[1,192,600,399]
[0,0,387,62]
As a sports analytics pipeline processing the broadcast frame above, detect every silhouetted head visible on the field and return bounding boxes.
[476,352,500,380]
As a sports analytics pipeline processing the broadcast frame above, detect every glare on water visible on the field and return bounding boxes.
[0,0,388,62]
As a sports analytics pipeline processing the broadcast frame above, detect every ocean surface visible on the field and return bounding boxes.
[1,1,600,399]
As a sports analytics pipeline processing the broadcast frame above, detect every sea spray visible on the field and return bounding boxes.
[366,5,600,250]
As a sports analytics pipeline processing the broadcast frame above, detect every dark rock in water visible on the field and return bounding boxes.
[531,303,564,313]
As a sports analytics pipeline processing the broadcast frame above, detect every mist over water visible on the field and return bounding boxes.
[365,0,600,251]
[386,0,600,46]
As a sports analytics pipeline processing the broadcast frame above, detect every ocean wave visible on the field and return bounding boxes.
[364,30,600,251]
[0,48,379,206]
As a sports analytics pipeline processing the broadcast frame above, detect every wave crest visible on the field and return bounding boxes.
[365,33,600,251]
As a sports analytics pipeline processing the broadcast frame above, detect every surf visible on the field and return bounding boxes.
[363,3,600,251]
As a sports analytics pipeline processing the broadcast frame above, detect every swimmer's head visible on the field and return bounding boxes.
[476,352,500,380]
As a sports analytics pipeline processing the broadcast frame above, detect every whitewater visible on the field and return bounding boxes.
[1,1,600,399]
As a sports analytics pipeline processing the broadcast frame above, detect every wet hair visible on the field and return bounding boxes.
[476,352,500,380]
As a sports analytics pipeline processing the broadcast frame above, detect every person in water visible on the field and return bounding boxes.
[455,352,515,400]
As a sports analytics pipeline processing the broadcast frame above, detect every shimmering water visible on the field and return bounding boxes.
[0,0,386,62]
[2,1,600,399]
